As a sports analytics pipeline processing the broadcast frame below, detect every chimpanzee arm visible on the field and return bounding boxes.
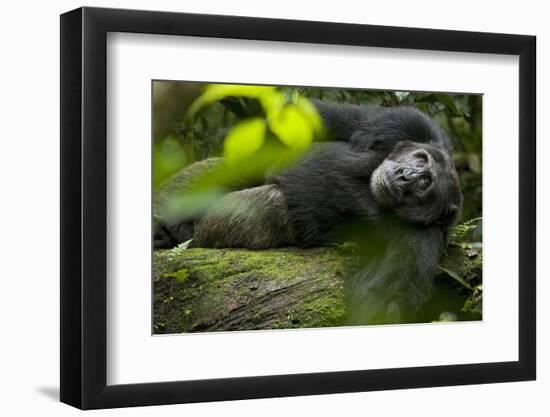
[345,223,446,324]
[312,99,451,153]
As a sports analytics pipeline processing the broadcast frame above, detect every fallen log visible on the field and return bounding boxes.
[153,242,482,334]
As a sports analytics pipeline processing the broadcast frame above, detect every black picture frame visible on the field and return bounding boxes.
[60,6,536,410]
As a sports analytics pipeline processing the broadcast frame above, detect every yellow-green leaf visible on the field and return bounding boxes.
[270,105,314,149]
[188,84,277,117]
[223,118,266,162]
[295,97,323,135]
[260,91,286,123]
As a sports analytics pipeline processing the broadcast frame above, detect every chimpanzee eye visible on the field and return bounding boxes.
[414,152,428,166]
[418,175,432,191]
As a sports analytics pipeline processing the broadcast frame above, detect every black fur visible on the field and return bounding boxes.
[345,222,446,324]
[268,142,385,247]
[192,184,297,249]
[313,99,451,153]
[268,101,461,323]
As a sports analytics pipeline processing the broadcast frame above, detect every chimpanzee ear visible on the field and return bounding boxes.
[350,130,393,153]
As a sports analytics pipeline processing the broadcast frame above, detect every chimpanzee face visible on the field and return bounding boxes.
[370,141,462,226]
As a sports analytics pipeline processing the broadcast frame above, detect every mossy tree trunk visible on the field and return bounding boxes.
[153,243,481,334]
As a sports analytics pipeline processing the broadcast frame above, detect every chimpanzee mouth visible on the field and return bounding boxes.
[381,171,403,200]
[371,166,401,205]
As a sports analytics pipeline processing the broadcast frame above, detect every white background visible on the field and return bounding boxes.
[108,34,519,384]
[0,0,546,416]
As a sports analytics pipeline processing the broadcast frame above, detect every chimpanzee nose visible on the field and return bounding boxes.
[396,167,415,184]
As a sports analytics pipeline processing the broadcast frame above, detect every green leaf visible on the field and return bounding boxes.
[188,84,278,117]
[165,188,227,220]
[223,118,266,162]
[394,91,410,102]
[166,240,194,261]
[449,217,482,243]
[437,265,472,290]
[270,105,314,149]
[415,94,458,116]
[153,137,187,190]
[295,97,323,135]
[462,284,483,314]
[436,94,458,115]
[260,91,286,122]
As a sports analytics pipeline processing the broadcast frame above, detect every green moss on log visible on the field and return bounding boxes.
[154,247,347,333]
[153,243,482,334]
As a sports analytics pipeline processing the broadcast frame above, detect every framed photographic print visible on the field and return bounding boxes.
[60,6,536,410]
